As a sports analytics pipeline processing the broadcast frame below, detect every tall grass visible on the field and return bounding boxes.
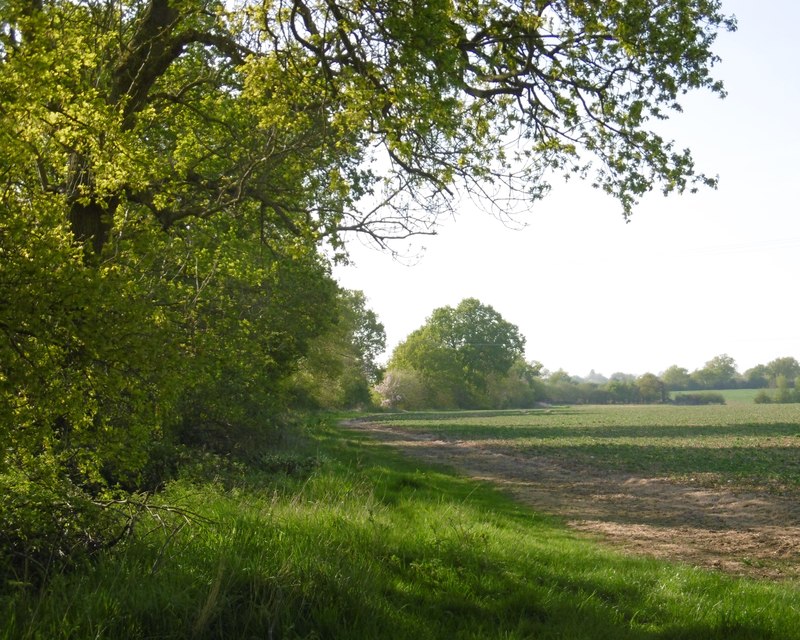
[2,418,798,639]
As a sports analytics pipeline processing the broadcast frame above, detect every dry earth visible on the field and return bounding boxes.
[343,420,800,580]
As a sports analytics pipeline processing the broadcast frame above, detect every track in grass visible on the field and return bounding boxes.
[345,404,800,580]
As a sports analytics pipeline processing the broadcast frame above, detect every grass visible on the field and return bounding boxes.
[709,389,773,404]
[2,411,800,639]
[671,387,797,405]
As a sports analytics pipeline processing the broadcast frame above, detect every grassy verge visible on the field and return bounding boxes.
[2,416,799,639]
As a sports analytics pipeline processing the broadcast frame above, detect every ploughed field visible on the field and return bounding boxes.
[347,404,800,579]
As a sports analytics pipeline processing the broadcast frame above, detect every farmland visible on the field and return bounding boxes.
[349,404,800,577]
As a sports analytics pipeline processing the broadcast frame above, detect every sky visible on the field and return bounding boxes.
[333,0,800,379]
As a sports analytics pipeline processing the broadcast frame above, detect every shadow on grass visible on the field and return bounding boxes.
[4,420,799,640]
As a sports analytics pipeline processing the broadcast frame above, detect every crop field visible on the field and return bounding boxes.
[351,403,800,578]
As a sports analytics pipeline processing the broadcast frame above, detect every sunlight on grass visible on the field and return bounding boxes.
[3,415,799,639]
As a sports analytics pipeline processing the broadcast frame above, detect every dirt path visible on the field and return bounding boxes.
[344,420,800,580]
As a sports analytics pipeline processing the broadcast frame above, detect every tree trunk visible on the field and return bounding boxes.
[68,197,117,257]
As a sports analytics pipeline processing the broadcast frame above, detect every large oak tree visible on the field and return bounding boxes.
[0,0,735,558]
[2,0,735,255]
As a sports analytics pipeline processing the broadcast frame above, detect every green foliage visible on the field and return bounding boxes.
[692,354,740,390]
[744,364,770,389]
[291,289,386,410]
[0,0,737,579]
[543,371,583,404]
[751,380,800,406]
[485,359,545,409]
[636,373,665,403]
[775,375,792,404]
[663,356,800,394]
[171,234,341,452]
[754,390,772,405]
[0,469,111,586]
[673,392,726,405]
[0,175,360,580]
[540,372,668,405]
[0,205,174,479]
[662,365,693,391]
[385,299,528,409]
[766,358,800,386]
[374,369,428,411]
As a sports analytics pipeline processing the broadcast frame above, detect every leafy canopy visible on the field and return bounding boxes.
[389,298,526,408]
[1,0,735,256]
[0,0,735,567]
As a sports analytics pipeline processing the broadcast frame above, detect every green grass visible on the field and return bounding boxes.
[2,412,800,639]
[707,388,772,404]
[669,387,796,405]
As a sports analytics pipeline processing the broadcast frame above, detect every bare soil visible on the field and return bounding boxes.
[344,420,800,580]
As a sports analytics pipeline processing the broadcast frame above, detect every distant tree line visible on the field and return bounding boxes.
[525,355,800,406]
[375,308,800,409]
[661,355,800,391]
[538,371,667,405]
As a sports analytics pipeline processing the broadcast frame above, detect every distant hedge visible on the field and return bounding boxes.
[672,392,726,405]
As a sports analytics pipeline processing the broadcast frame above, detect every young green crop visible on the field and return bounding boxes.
[371,404,800,491]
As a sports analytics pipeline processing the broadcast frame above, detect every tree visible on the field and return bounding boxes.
[548,370,576,385]
[583,370,609,385]
[661,365,692,391]
[387,299,526,409]
[292,289,386,409]
[485,359,544,409]
[605,378,637,404]
[0,0,736,566]
[1,0,735,258]
[374,369,426,411]
[173,235,341,452]
[775,375,792,404]
[609,372,637,383]
[344,290,387,387]
[636,373,665,403]
[743,364,770,389]
[765,357,800,386]
[692,354,739,389]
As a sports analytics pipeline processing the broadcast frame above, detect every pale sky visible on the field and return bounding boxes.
[334,0,800,379]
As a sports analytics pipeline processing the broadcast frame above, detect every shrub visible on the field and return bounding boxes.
[753,390,772,404]
[374,369,427,410]
[672,392,726,405]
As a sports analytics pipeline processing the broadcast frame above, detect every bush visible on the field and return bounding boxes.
[753,390,772,404]
[672,392,726,405]
[0,470,124,587]
[374,369,427,409]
